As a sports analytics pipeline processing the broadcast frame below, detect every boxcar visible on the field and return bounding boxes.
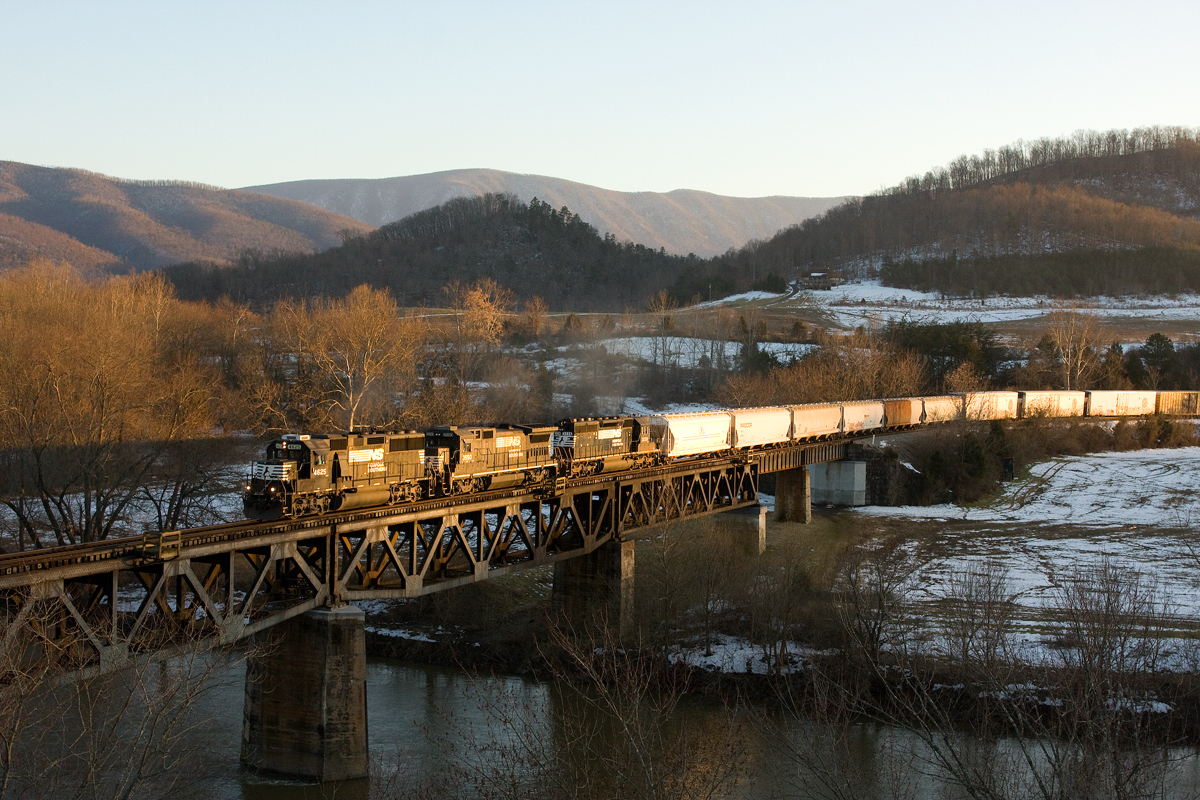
[1085,390,1156,417]
[789,403,843,440]
[922,395,962,423]
[1156,391,1200,415]
[729,407,793,448]
[1020,390,1086,418]
[840,401,886,434]
[960,391,1019,420]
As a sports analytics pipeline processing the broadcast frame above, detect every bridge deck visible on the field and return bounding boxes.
[0,438,849,674]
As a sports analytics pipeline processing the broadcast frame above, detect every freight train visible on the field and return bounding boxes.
[243,389,1198,519]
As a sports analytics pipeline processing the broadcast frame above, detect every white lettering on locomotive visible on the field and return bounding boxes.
[494,436,521,449]
[348,448,384,463]
[253,461,296,480]
[598,429,621,439]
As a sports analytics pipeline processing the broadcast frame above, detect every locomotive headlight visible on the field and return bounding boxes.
[245,485,251,491]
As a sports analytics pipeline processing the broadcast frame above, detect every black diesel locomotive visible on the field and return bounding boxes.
[244,431,428,518]
[245,423,586,519]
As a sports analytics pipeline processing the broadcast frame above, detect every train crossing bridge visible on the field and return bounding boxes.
[0,439,846,781]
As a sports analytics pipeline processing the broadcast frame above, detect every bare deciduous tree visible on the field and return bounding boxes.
[0,262,219,547]
[523,295,549,339]
[1046,301,1101,390]
[277,285,422,431]
[376,619,745,800]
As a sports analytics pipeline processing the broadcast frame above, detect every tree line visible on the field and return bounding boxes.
[0,261,545,548]
[885,125,1200,198]
[882,246,1200,297]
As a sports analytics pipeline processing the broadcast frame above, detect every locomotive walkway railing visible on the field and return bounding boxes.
[0,439,845,677]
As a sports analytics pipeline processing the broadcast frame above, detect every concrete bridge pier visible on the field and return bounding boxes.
[775,466,812,523]
[242,605,369,782]
[552,539,636,640]
[727,505,767,554]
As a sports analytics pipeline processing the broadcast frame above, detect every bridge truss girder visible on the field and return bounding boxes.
[0,458,758,676]
[0,535,332,676]
[336,458,758,601]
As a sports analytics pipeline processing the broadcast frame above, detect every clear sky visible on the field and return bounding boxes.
[3,0,1197,198]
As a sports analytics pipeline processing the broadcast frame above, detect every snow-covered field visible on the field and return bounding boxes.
[691,290,797,309]
[824,281,1200,330]
[855,448,1200,627]
[589,336,814,367]
[858,448,1200,528]
[704,280,1200,332]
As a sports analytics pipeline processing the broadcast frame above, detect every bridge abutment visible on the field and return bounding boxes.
[775,466,812,523]
[552,539,635,639]
[810,461,868,506]
[241,604,369,782]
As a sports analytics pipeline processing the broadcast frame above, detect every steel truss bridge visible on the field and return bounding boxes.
[0,441,846,675]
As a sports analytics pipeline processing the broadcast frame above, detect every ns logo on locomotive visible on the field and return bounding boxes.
[243,390,1197,520]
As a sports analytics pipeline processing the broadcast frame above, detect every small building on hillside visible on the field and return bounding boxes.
[801,271,843,290]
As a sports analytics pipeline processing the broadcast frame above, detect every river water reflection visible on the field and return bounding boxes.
[195,656,1200,800]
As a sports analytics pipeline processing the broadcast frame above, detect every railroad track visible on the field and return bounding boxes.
[0,425,1002,580]
[0,452,747,578]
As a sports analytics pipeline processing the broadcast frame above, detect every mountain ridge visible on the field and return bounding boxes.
[243,168,848,257]
[0,161,373,273]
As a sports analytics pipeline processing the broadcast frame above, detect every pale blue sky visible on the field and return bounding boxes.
[2,1,1196,197]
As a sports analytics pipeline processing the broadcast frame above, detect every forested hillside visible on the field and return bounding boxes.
[245,168,846,257]
[165,194,739,310]
[0,161,372,273]
[725,126,1200,296]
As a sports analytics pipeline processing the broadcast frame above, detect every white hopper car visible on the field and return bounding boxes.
[643,389,1187,461]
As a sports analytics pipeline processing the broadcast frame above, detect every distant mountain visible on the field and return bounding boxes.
[243,169,847,258]
[722,126,1200,296]
[0,162,373,273]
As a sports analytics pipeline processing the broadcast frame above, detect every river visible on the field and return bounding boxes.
[180,656,1200,800]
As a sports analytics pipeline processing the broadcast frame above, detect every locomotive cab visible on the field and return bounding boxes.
[244,434,334,519]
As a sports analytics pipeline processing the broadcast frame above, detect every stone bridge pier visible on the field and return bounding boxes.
[774,466,812,523]
[241,605,369,782]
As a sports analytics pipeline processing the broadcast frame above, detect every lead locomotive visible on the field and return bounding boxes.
[243,430,429,519]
